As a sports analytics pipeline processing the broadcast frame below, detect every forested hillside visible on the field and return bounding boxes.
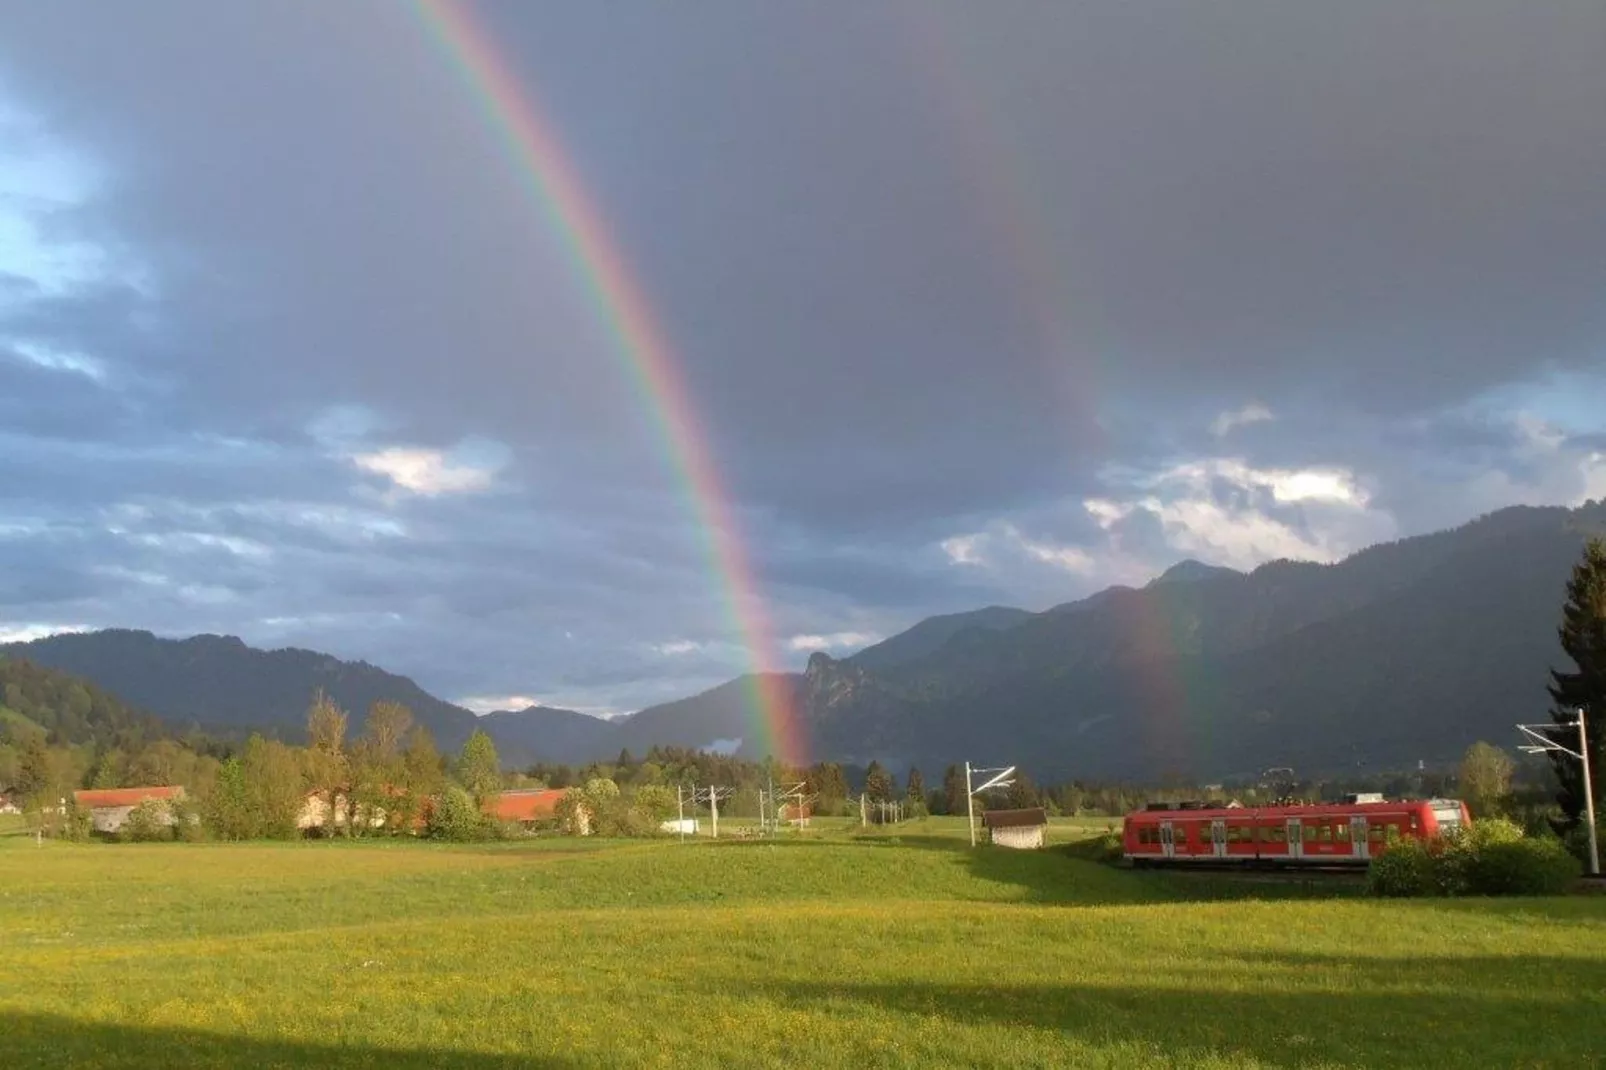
[0,630,479,750]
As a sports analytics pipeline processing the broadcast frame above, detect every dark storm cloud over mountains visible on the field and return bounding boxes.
[1,2,1603,713]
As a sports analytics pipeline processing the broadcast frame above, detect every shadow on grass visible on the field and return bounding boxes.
[2,1011,577,1070]
[754,957,1601,1069]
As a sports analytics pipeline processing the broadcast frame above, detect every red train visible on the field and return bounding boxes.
[1123,795,1471,866]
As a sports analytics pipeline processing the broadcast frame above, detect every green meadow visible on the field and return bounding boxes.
[2,819,1602,1069]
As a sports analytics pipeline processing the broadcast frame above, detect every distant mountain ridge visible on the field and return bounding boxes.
[0,630,481,750]
[6,502,1603,780]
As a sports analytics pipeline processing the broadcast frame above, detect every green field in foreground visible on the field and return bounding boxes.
[2,823,1602,1069]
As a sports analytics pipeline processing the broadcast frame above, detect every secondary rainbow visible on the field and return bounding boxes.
[409,0,804,766]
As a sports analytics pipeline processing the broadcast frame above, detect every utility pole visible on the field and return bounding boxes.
[691,785,735,839]
[676,784,687,842]
[1519,710,1599,876]
[965,762,1017,848]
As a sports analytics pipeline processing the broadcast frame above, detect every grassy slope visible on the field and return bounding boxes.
[0,823,1602,1069]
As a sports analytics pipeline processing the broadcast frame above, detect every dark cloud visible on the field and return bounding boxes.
[0,2,1602,712]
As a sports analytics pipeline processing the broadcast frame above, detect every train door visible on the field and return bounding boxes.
[1159,821,1175,859]
[1286,818,1303,860]
[1211,818,1227,859]
[1351,816,1369,860]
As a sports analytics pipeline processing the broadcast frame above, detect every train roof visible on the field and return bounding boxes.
[1126,798,1461,820]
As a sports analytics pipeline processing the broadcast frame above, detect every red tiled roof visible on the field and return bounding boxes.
[73,786,185,808]
[487,788,568,822]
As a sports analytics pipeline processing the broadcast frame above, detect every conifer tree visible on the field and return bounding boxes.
[863,760,895,802]
[1546,537,1606,829]
[942,764,967,817]
[904,766,925,804]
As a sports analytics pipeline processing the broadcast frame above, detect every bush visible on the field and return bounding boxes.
[121,799,172,843]
[171,795,208,843]
[426,787,492,842]
[1466,839,1582,896]
[1369,819,1582,898]
[1065,828,1124,866]
[1437,818,1524,895]
[1367,838,1438,897]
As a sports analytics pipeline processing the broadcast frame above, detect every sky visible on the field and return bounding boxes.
[2,2,1604,716]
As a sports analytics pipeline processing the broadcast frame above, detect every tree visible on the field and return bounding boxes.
[807,762,848,811]
[242,735,305,839]
[457,730,503,810]
[1546,537,1606,830]
[1006,769,1040,810]
[15,732,49,805]
[363,701,413,762]
[905,766,925,803]
[942,764,967,817]
[1459,742,1515,818]
[206,757,256,840]
[863,761,895,803]
[305,691,350,835]
[394,725,444,833]
[632,783,677,821]
[352,701,414,832]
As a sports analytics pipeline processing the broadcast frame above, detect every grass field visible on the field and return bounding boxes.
[2,819,1602,1069]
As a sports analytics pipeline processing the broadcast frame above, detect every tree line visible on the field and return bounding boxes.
[6,535,1604,851]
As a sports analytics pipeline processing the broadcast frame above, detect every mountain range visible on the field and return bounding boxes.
[4,501,1602,781]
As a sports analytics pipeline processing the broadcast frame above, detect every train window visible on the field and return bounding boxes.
[1335,823,1350,842]
[1303,823,1318,842]
[1367,825,1384,843]
[1386,825,1402,844]
[1317,824,1333,843]
[1196,825,1211,844]
[1269,825,1286,843]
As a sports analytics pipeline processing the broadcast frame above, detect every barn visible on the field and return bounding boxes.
[488,788,575,831]
[982,807,1048,849]
[73,786,185,834]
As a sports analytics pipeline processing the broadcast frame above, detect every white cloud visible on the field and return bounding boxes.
[1157,458,1369,507]
[457,694,543,714]
[787,631,878,652]
[352,445,504,498]
[0,623,88,644]
[1211,402,1275,437]
[941,533,985,565]
[1003,523,1096,574]
[1082,456,1393,571]
[6,339,109,382]
[651,640,703,656]
[1578,452,1606,506]
[459,694,619,718]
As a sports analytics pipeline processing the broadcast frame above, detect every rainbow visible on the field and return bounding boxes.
[408,1,804,767]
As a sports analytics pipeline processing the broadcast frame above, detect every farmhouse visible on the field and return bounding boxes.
[982,806,1048,849]
[0,791,20,815]
[73,786,185,834]
[488,788,573,831]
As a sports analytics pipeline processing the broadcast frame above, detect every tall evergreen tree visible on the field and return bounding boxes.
[807,762,848,810]
[904,766,925,803]
[942,763,967,817]
[863,760,895,802]
[1547,536,1606,829]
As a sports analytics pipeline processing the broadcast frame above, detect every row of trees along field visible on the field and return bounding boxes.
[5,537,1605,845]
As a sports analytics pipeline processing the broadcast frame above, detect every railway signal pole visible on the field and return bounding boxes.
[965,762,1016,847]
[691,785,735,839]
[1518,710,1599,876]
